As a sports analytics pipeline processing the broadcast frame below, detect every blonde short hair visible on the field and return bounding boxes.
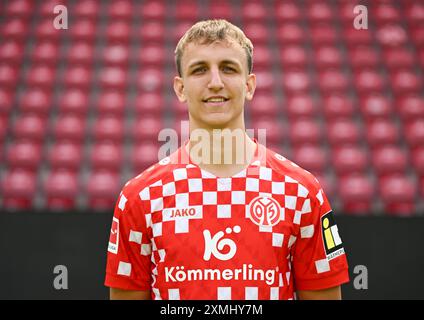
[175,19,254,77]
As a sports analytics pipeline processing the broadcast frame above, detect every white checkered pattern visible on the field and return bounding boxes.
[218,287,231,300]
[117,261,131,276]
[129,230,142,244]
[245,287,258,300]
[168,289,180,300]
[315,259,331,273]
[300,225,315,238]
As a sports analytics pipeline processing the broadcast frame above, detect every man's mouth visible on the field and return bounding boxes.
[203,97,229,103]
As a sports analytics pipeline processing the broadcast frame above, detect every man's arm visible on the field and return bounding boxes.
[110,288,151,300]
[297,285,342,300]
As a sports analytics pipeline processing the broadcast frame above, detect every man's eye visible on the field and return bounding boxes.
[192,67,206,74]
[223,66,236,73]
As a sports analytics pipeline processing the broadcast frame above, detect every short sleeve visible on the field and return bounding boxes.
[104,188,152,291]
[292,186,349,291]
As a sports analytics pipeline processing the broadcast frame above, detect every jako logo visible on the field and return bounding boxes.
[203,226,241,261]
[170,207,196,217]
[249,196,282,227]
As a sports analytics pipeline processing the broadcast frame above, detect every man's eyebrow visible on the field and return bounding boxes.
[187,59,241,69]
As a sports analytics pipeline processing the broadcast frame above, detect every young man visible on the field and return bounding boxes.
[105,19,349,300]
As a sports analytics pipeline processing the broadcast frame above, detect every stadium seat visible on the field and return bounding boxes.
[139,22,165,44]
[365,119,399,147]
[310,24,338,46]
[137,68,164,93]
[208,2,233,20]
[390,69,422,95]
[379,175,417,216]
[0,88,14,114]
[0,18,28,41]
[62,66,92,89]
[108,0,134,20]
[48,142,83,171]
[396,95,424,120]
[73,0,99,20]
[250,118,285,144]
[67,41,94,65]
[322,94,355,120]
[318,69,349,93]
[348,46,380,70]
[132,143,160,174]
[133,117,163,143]
[372,145,408,177]
[44,170,79,210]
[286,95,316,119]
[376,24,408,48]
[34,18,61,41]
[292,145,327,174]
[339,175,375,214]
[242,2,267,22]
[327,119,361,146]
[53,115,86,142]
[404,119,424,148]
[141,1,166,21]
[279,45,308,69]
[343,26,373,46]
[289,119,322,145]
[137,45,166,67]
[99,67,127,89]
[314,46,342,70]
[0,64,19,88]
[25,64,56,88]
[372,4,402,25]
[2,170,37,210]
[92,116,124,143]
[90,142,123,171]
[59,88,89,115]
[39,0,65,18]
[359,94,393,120]
[383,48,415,70]
[253,70,276,94]
[102,44,130,66]
[4,0,33,18]
[96,91,126,116]
[410,26,424,48]
[175,1,200,21]
[332,146,368,176]
[106,21,131,43]
[0,41,24,65]
[282,70,310,94]
[20,88,52,115]
[134,92,165,116]
[252,46,272,70]
[69,19,96,41]
[86,171,121,210]
[13,114,46,142]
[275,2,302,22]
[306,2,334,23]
[411,147,424,177]
[249,95,279,118]
[276,23,305,45]
[6,141,42,172]
[30,41,60,65]
[243,23,268,44]
[403,2,424,26]
[354,69,385,94]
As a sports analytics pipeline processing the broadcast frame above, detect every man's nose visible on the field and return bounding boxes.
[207,68,224,90]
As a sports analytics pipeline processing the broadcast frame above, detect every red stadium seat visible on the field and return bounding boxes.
[106,21,131,43]
[243,23,268,44]
[102,44,130,66]
[0,64,19,88]
[390,70,422,95]
[137,68,165,93]
[396,95,424,120]
[282,70,310,94]
[275,2,302,23]
[411,147,424,176]
[20,88,52,115]
[39,0,65,18]
[132,143,160,173]
[306,2,334,23]
[276,23,305,45]
[92,116,125,143]
[173,21,194,44]
[354,69,385,94]
[133,117,163,143]
[249,95,279,118]
[25,64,56,88]
[372,145,408,177]
[318,69,349,93]
[310,24,338,46]
[314,46,342,70]
[286,95,316,119]
[62,66,91,89]
[90,142,123,171]
[322,94,355,120]
[327,119,361,146]
[175,1,200,21]
[4,0,33,18]
[34,18,61,41]
[53,115,86,142]
[73,0,99,20]
[30,41,60,65]
[67,41,94,65]
[404,119,424,148]
[0,41,24,65]
[0,88,14,114]
[383,48,415,70]
[44,170,79,210]
[13,114,46,142]
[403,2,424,26]
[242,2,267,22]
[134,92,165,116]
[69,19,96,41]
[252,46,272,70]
[2,170,37,210]
[86,171,121,210]
[332,146,368,176]
[208,2,234,20]
[348,46,379,70]
[253,70,276,94]
[289,119,322,145]
[339,175,375,214]
[48,142,83,171]
[139,22,165,44]
[359,94,393,120]
[279,45,308,69]
[410,26,424,48]
[6,141,42,171]
[0,18,29,41]
[59,88,89,115]
[372,4,402,25]
[99,67,127,89]
[137,45,166,67]
[376,24,408,48]
[141,1,166,21]
[365,119,399,147]
[250,118,284,144]
[292,145,327,174]
[108,0,134,20]
[343,26,373,46]
[96,91,126,116]
[379,175,416,216]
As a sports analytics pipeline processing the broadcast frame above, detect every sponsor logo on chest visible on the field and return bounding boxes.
[162,205,203,221]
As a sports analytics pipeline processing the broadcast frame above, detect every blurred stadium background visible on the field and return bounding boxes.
[0,0,423,299]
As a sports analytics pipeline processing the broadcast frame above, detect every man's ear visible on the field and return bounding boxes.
[245,73,256,101]
[173,76,186,102]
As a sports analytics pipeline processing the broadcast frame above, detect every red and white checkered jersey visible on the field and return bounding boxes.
[105,142,349,300]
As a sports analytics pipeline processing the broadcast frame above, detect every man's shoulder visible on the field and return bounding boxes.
[263,145,322,196]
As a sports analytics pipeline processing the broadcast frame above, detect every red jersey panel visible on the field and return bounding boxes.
[105,142,349,300]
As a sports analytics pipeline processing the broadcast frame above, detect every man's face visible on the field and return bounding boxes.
[174,40,256,130]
